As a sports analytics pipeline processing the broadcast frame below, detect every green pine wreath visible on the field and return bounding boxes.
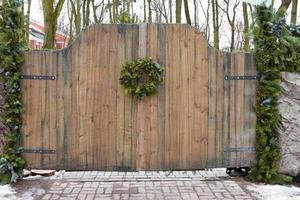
[119,57,165,100]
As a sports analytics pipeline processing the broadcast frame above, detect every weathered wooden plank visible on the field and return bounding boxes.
[135,23,147,170]
[223,52,231,167]
[186,26,195,169]
[164,25,171,169]
[93,25,103,169]
[170,24,181,169]
[41,52,50,168]
[62,48,72,169]
[179,25,188,169]
[208,47,217,167]
[216,51,224,167]
[85,26,96,169]
[194,31,209,169]
[35,52,42,168]
[130,25,139,170]
[116,25,126,169]
[229,53,237,166]
[22,52,34,167]
[157,24,166,170]
[40,52,46,168]
[77,31,88,169]
[243,53,257,166]
[69,36,79,169]
[235,53,245,166]
[102,25,112,169]
[147,24,159,170]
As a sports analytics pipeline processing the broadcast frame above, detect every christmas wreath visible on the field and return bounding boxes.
[119,57,164,100]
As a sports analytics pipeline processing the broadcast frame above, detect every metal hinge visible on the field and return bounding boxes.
[21,149,56,154]
[223,147,256,153]
[21,75,56,80]
[224,75,259,80]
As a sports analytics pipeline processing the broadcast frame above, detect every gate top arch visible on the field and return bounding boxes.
[22,24,256,170]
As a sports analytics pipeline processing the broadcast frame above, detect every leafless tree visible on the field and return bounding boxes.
[91,0,106,23]
[151,0,169,23]
[218,0,241,51]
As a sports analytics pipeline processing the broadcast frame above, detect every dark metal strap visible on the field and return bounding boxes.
[224,147,255,153]
[224,75,259,80]
[21,149,56,154]
[21,75,56,80]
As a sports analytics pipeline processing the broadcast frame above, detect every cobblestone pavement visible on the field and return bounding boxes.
[16,169,257,200]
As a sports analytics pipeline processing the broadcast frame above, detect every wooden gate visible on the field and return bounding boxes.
[21,24,257,170]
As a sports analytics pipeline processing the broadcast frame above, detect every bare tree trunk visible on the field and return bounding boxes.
[148,0,152,22]
[85,0,90,27]
[112,0,117,23]
[83,0,91,27]
[144,0,147,22]
[131,0,134,18]
[106,0,113,23]
[83,0,86,27]
[183,0,191,24]
[67,0,74,44]
[42,0,65,49]
[70,0,81,35]
[243,2,250,51]
[291,0,298,24]
[176,0,182,23]
[212,0,219,49]
[169,0,173,23]
[26,0,32,45]
[276,0,292,16]
[194,0,197,27]
[162,0,169,23]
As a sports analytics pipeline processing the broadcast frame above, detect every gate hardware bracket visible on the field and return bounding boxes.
[21,75,56,80]
[224,147,255,153]
[224,75,259,80]
[21,149,56,154]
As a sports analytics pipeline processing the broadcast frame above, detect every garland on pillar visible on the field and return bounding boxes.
[0,0,26,184]
[249,5,300,184]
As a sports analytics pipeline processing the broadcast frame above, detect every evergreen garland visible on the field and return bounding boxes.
[0,0,26,184]
[249,5,300,184]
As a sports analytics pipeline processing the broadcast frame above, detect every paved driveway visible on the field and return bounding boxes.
[13,169,257,200]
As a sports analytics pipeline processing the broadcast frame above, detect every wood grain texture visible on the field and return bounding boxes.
[22,24,257,170]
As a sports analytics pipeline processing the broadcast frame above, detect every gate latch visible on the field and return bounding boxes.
[223,147,255,153]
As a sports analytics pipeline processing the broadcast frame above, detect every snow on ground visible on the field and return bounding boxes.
[50,170,65,179]
[0,184,45,200]
[247,184,300,200]
[19,186,45,200]
[0,185,18,200]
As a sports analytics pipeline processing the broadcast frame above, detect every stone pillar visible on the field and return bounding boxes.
[278,72,300,177]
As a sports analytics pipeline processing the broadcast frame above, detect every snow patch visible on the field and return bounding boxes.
[247,184,300,200]
[23,175,44,180]
[0,185,18,200]
[20,187,45,200]
[50,170,65,180]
